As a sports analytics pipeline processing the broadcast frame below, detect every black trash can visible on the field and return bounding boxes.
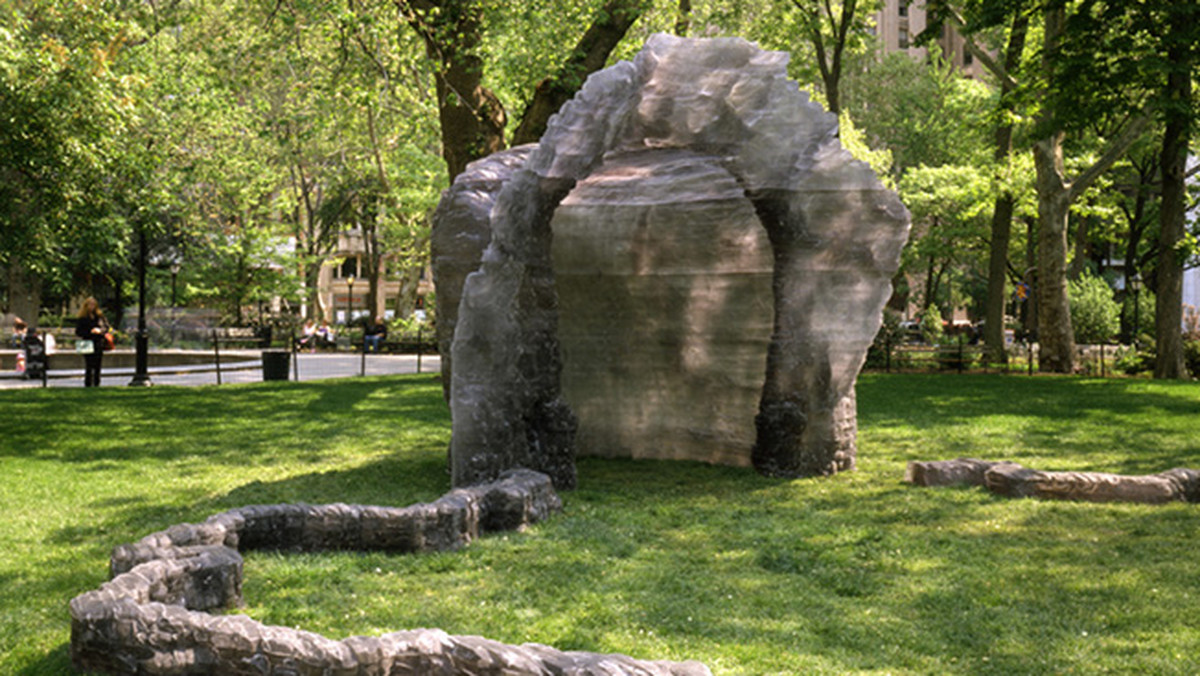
[262,350,290,381]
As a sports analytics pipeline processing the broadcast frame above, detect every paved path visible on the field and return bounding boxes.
[0,351,441,389]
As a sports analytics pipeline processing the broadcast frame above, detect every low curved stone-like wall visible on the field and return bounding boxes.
[906,458,1200,504]
[70,470,710,676]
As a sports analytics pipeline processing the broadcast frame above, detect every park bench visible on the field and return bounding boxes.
[353,332,436,355]
[210,326,272,349]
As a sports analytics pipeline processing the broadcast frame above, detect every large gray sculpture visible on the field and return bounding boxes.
[432,34,910,489]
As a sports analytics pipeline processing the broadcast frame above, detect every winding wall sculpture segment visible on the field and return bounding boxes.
[433,34,910,488]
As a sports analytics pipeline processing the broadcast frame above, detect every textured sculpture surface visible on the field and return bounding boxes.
[553,149,774,466]
[434,34,910,487]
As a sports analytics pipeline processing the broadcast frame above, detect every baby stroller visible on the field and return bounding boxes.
[23,329,47,381]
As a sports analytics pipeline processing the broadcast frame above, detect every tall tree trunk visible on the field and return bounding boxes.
[791,0,859,116]
[5,258,42,328]
[1024,217,1038,340]
[1033,133,1077,372]
[1031,9,1076,373]
[1067,215,1090,280]
[984,193,1014,358]
[1031,7,1148,372]
[365,250,384,322]
[511,0,647,146]
[1154,38,1192,379]
[983,13,1029,363]
[400,0,506,182]
[365,104,390,324]
[393,234,430,319]
[674,0,691,36]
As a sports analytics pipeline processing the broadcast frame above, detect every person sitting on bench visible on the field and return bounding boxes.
[316,320,336,349]
[363,317,388,352]
[296,319,318,352]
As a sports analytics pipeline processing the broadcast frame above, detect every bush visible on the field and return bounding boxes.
[1117,345,1155,375]
[1068,272,1119,344]
[1185,340,1200,379]
[920,305,944,345]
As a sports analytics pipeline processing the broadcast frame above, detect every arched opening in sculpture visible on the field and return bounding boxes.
[432,34,910,489]
[552,148,774,467]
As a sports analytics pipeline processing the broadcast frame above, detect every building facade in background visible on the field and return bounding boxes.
[873,0,988,79]
[315,230,431,325]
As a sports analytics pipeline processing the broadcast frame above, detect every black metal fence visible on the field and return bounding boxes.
[866,335,1135,377]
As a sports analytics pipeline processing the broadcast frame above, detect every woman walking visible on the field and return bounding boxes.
[75,297,108,387]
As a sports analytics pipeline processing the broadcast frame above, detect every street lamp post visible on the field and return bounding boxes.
[129,227,153,387]
[347,275,355,326]
[169,262,180,346]
[1131,271,1143,349]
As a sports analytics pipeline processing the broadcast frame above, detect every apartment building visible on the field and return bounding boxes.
[874,0,988,79]
[318,229,432,324]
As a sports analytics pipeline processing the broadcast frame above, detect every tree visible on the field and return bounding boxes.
[1067,272,1119,345]
[786,0,878,115]
[674,0,692,35]
[843,49,993,177]
[0,0,142,313]
[979,11,1029,363]
[1053,0,1200,378]
[899,163,994,316]
[1148,4,1198,379]
[396,0,650,181]
[510,0,649,145]
[395,0,506,182]
[938,1,1150,373]
[843,48,997,321]
[333,0,447,319]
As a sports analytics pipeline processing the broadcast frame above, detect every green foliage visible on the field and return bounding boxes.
[0,0,142,290]
[1052,1,1200,134]
[1183,340,1200,379]
[1116,344,1155,376]
[900,163,995,313]
[1067,272,1120,344]
[839,111,894,188]
[5,375,1200,673]
[843,50,994,175]
[1121,286,1157,345]
[920,303,944,345]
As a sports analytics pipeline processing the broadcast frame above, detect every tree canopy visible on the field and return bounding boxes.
[1,0,1197,378]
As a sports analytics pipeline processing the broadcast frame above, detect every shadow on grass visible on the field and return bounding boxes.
[14,643,71,676]
[214,452,451,509]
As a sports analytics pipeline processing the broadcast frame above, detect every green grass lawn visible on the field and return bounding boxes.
[2,373,1199,675]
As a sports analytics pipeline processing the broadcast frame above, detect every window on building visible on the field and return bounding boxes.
[899,1,909,18]
[338,257,359,279]
[963,50,974,66]
[898,28,909,49]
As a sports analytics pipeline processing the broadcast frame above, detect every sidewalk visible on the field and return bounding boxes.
[0,351,441,389]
